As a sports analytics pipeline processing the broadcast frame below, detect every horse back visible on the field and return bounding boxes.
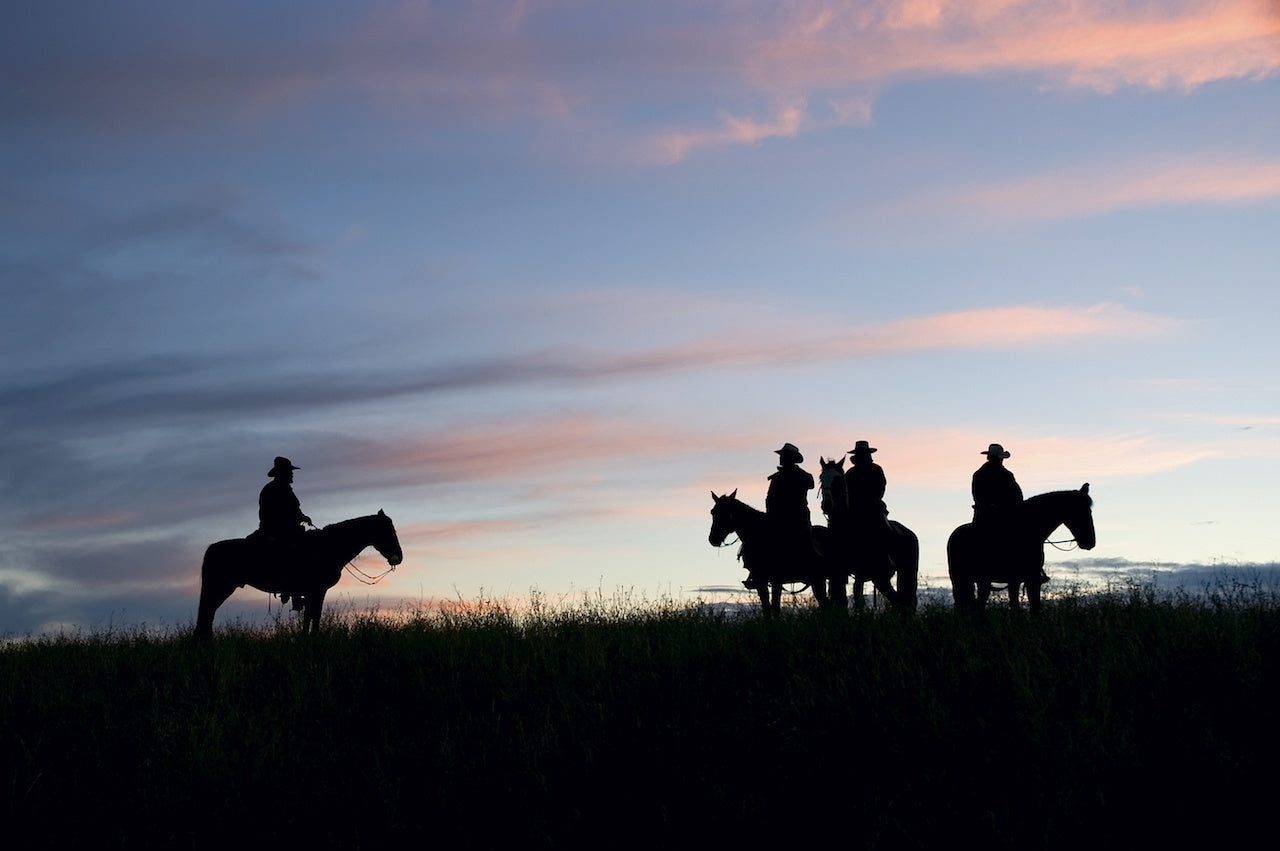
[203,537,247,564]
[948,522,1042,583]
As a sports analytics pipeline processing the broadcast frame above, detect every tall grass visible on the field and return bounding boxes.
[3,585,1278,848]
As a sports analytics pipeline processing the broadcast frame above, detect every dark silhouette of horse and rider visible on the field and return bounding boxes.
[950,443,1094,612]
[195,457,403,638]
[710,441,1094,615]
[710,441,919,615]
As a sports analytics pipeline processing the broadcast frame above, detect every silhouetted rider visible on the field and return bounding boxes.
[845,440,887,518]
[846,440,893,567]
[766,442,814,566]
[259,456,312,609]
[259,456,312,540]
[972,443,1023,526]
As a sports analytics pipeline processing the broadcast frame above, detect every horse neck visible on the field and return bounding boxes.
[1022,491,1080,541]
[321,515,380,562]
[730,499,770,541]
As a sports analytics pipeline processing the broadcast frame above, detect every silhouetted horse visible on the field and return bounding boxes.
[195,511,403,638]
[708,490,834,615]
[817,456,918,612]
[947,485,1094,612]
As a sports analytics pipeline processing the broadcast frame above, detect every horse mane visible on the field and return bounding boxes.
[320,512,386,533]
[727,495,767,523]
[1024,487,1092,509]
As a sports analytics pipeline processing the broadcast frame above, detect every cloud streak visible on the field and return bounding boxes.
[918,156,1280,223]
[0,302,1175,440]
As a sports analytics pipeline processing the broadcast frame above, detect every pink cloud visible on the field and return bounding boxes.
[748,0,1279,91]
[629,302,1177,370]
[929,157,1280,222]
[353,413,711,487]
[647,1,1279,160]
[644,100,810,165]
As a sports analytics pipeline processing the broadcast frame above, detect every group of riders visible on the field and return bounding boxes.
[766,439,1027,576]
[254,441,1030,599]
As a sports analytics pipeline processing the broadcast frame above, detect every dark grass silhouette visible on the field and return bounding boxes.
[195,510,402,637]
[3,587,1278,848]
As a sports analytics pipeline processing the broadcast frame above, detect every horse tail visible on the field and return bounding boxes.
[891,522,920,612]
[946,524,978,608]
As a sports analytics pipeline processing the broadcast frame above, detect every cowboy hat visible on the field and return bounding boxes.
[268,456,301,477]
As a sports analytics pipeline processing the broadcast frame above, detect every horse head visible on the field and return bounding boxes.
[708,489,739,547]
[1064,484,1096,550]
[818,455,848,516]
[373,509,405,566]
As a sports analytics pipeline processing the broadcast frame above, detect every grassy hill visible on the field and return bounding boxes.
[3,586,1277,848]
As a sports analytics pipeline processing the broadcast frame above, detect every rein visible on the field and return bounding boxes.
[344,559,397,585]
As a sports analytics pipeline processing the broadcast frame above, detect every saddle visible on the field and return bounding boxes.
[246,529,315,607]
[970,519,1050,584]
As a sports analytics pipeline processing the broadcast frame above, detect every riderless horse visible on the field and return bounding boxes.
[817,456,919,612]
[195,511,403,638]
[708,490,836,615]
[947,485,1094,612]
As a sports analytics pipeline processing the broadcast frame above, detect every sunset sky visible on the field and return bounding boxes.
[3,1,1279,633]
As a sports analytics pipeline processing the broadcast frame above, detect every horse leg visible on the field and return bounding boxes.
[1027,580,1043,613]
[1007,582,1020,611]
[976,581,992,608]
[852,576,866,609]
[770,581,783,615]
[829,572,848,610]
[755,583,771,616]
[811,572,831,609]
[871,576,899,609]
[302,590,326,633]
[195,570,237,640]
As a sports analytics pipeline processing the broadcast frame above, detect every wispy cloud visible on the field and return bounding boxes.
[745,0,1280,91]
[647,0,1280,160]
[0,302,1176,444]
[917,156,1280,223]
[8,3,1273,160]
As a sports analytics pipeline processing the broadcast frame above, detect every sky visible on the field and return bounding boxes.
[3,1,1279,634]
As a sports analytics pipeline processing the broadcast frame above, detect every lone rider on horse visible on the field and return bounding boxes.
[257,456,313,608]
[972,442,1046,583]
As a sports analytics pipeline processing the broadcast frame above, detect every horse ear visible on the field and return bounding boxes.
[730,488,737,499]
[1081,483,1090,494]
[378,508,386,516]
